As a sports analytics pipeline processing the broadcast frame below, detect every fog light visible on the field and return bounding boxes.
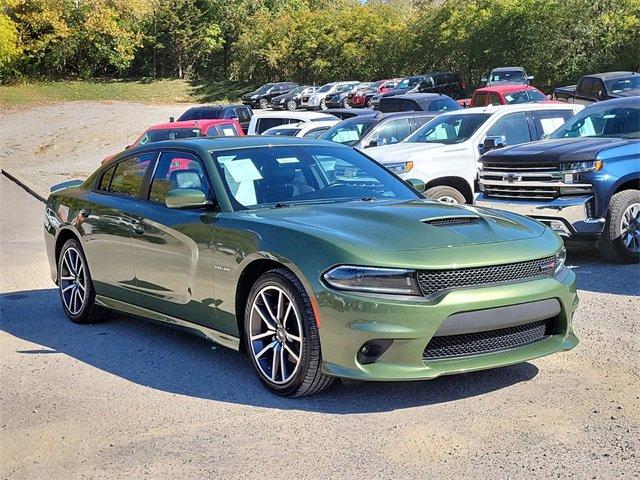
[357,339,393,365]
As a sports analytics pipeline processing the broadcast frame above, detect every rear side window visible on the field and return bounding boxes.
[108,154,155,198]
[488,93,501,106]
[379,98,418,112]
[578,78,594,95]
[149,151,213,204]
[256,117,291,134]
[472,92,487,107]
[220,124,240,136]
[98,165,116,191]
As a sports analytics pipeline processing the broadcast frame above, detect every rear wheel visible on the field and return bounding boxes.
[286,100,297,111]
[57,238,109,324]
[244,269,333,397]
[598,190,640,264]
[424,185,467,204]
[258,98,269,109]
[366,97,373,108]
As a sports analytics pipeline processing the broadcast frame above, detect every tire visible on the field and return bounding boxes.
[244,268,334,397]
[424,185,467,204]
[258,98,269,109]
[57,238,109,324]
[286,100,297,111]
[366,97,373,108]
[598,189,640,264]
[319,99,326,110]
[342,98,351,108]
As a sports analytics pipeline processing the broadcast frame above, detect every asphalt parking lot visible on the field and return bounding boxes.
[1,166,639,480]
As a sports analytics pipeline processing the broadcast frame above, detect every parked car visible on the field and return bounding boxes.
[469,85,550,107]
[247,111,338,135]
[325,82,372,109]
[261,120,339,138]
[320,111,437,150]
[45,136,578,397]
[347,79,400,108]
[482,67,533,86]
[303,82,359,110]
[553,72,640,104]
[270,86,317,111]
[323,108,377,120]
[176,105,253,134]
[415,72,467,100]
[242,82,298,109]
[378,93,461,113]
[370,75,427,108]
[367,103,582,204]
[476,98,639,263]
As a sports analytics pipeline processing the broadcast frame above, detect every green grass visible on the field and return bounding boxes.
[0,78,257,107]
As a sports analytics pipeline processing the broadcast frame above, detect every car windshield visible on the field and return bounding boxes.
[210,145,417,209]
[320,118,377,146]
[137,128,202,145]
[263,127,301,136]
[318,84,334,93]
[406,113,491,144]
[503,89,547,104]
[178,108,221,121]
[397,77,421,89]
[287,86,304,95]
[550,103,640,139]
[606,76,640,93]
[257,83,275,93]
[490,71,526,83]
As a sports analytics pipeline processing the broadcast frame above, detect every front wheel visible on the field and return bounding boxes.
[57,238,109,324]
[598,190,640,264]
[286,100,297,111]
[424,185,467,204]
[342,98,351,108]
[244,269,333,397]
[258,98,269,109]
[319,99,326,110]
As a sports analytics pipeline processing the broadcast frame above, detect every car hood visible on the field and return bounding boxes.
[612,88,640,98]
[239,199,545,251]
[382,88,410,97]
[242,90,259,99]
[366,142,447,163]
[482,137,638,164]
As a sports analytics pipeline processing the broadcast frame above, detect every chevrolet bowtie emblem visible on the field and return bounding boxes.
[503,173,522,183]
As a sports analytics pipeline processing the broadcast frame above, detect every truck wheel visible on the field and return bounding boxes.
[598,190,640,264]
[425,186,467,204]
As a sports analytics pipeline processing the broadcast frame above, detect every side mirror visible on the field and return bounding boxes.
[125,145,131,150]
[481,77,488,83]
[406,178,426,192]
[482,135,507,152]
[597,90,605,99]
[169,117,175,123]
[366,137,380,148]
[165,189,212,209]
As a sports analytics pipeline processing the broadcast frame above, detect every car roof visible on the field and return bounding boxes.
[586,97,640,108]
[389,93,449,100]
[474,84,538,94]
[441,103,580,116]
[146,119,236,131]
[336,110,436,125]
[324,108,377,116]
[264,120,338,132]
[184,104,244,111]
[254,111,337,120]
[584,71,638,80]
[490,66,526,72]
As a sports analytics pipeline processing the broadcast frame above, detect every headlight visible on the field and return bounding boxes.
[251,94,258,99]
[563,160,604,172]
[323,266,421,295]
[555,246,566,275]
[386,161,414,174]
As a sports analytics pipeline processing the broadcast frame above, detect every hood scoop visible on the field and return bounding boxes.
[423,216,479,227]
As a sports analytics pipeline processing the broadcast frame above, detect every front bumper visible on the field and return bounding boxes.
[474,193,606,238]
[315,268,579,381]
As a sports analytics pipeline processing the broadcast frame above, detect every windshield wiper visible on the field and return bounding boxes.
[361,196,375,202]
[273,203,293,208]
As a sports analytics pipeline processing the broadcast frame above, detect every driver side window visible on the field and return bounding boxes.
[485,112,531,146]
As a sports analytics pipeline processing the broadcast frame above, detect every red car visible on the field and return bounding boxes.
[348,79,400,108]
[467,84,553,107]
[102,119,244,164]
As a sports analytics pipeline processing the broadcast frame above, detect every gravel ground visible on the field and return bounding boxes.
[1,102,639,480]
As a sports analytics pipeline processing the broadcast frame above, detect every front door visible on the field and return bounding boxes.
[129,150,223,332]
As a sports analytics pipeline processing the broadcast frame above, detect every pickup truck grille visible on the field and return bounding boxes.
[416,256,556,298]
[479,162,592,200]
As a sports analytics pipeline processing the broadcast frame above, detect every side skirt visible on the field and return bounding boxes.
[95,295,240,351]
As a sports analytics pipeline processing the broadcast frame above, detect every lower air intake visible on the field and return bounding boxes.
[422,318,555,360]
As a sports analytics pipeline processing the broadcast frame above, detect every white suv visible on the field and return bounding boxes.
[366,103,583,204]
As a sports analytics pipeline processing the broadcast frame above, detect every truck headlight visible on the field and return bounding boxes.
[386,161,414,174]
[565,160,604,172]
[323,266,422,295]
[555,246,566,275]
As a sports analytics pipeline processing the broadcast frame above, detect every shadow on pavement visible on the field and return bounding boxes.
[566,245,639,296]
[1,288,539,413]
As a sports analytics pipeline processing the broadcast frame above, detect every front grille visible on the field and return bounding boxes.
[483,184,561,200]
[416,256,556,298]
[482,162,559,172]
[423,318,555,359]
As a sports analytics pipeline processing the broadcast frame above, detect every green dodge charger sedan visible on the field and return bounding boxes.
[44,136,579,396]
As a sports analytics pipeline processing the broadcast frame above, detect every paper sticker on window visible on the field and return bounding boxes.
[217,155,237,165]
[221,127,236,136]
[276,157,300,164]
[225,159,262,182]
[539,117,566,134]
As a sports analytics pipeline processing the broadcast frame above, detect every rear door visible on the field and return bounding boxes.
[129,149,223,332]
[82,152,157,302]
